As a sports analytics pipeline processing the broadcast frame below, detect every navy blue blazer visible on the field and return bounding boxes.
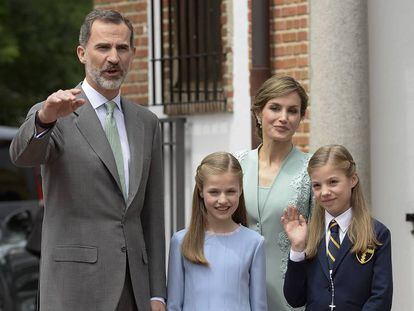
[283,219,393,311]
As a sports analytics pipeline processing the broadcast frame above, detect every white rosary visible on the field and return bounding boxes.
[329,269,336,310]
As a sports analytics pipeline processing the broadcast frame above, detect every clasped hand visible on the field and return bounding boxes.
[280,206,307,252]
[37,89,86,124]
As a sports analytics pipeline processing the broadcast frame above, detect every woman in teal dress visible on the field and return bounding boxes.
[237,76,313,310]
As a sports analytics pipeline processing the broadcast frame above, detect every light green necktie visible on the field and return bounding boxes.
[104,101,127,199]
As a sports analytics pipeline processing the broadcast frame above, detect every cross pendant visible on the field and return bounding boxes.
[329,304,336,311]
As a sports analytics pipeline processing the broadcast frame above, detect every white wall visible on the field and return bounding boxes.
[368,1,414,308]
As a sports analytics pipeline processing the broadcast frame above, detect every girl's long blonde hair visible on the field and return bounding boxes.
[305,145,380,258]
[181,152,247,265]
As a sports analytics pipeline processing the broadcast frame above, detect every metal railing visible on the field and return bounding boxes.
[160,117,186,235]
[150,0,226,115]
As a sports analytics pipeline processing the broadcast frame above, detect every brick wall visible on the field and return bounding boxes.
[249,0,310,151]
[92,1,309,147]
[222,0,234,112]
[272,0,310,151]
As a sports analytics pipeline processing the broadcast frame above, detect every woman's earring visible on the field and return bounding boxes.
[257,118,262,128]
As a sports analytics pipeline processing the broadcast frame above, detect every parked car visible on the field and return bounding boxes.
[0,126,40,311]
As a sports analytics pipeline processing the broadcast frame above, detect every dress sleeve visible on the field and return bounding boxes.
[232,149,249,164]
[308,181,315,219]
[362,225,393,311]
[249,237,268,311]
[167,234,185,311]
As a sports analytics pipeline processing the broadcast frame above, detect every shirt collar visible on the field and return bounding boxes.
[325,207,352,234]
[81,79,122,111]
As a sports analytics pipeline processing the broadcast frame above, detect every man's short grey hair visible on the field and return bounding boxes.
[79,9,134,47]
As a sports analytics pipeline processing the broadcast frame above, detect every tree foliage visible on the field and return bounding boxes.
[0,0,92,126]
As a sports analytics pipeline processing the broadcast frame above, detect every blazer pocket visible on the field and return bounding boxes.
[53,245,98,263]
[142,247,148,265]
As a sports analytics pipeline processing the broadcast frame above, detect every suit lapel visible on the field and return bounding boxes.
[332,233,352,275]
[74,89,123,194]
[122,100,144,207]
[317,236,330,280]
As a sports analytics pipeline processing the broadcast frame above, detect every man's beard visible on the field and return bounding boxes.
[86,63,126,90]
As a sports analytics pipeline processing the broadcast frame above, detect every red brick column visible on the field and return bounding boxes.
[249,0,310,151]
[271,0,310,150]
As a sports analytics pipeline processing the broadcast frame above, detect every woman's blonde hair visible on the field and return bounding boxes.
[305,145,380,258]
[181,152,247,265]
[252,75,308,139]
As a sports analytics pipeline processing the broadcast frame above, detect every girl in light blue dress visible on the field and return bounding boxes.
[167,152,267,311]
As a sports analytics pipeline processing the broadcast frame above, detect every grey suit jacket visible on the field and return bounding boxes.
[9,86,166,311]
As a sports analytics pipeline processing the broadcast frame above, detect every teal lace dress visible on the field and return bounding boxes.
[237,147,313,311]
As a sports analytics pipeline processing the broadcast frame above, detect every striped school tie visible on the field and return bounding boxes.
[327,219,340,270]
[104,101,127,199]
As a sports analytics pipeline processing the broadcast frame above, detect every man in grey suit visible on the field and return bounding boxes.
[10,9,166,311]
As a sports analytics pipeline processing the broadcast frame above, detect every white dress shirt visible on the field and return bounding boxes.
[290,208,353,262]
[82,79,130,196]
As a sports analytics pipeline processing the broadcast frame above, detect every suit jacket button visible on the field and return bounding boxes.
[121,246,127,253]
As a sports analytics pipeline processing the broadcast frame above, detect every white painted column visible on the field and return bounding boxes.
[309,0,370,197]
[368,0,414,308]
